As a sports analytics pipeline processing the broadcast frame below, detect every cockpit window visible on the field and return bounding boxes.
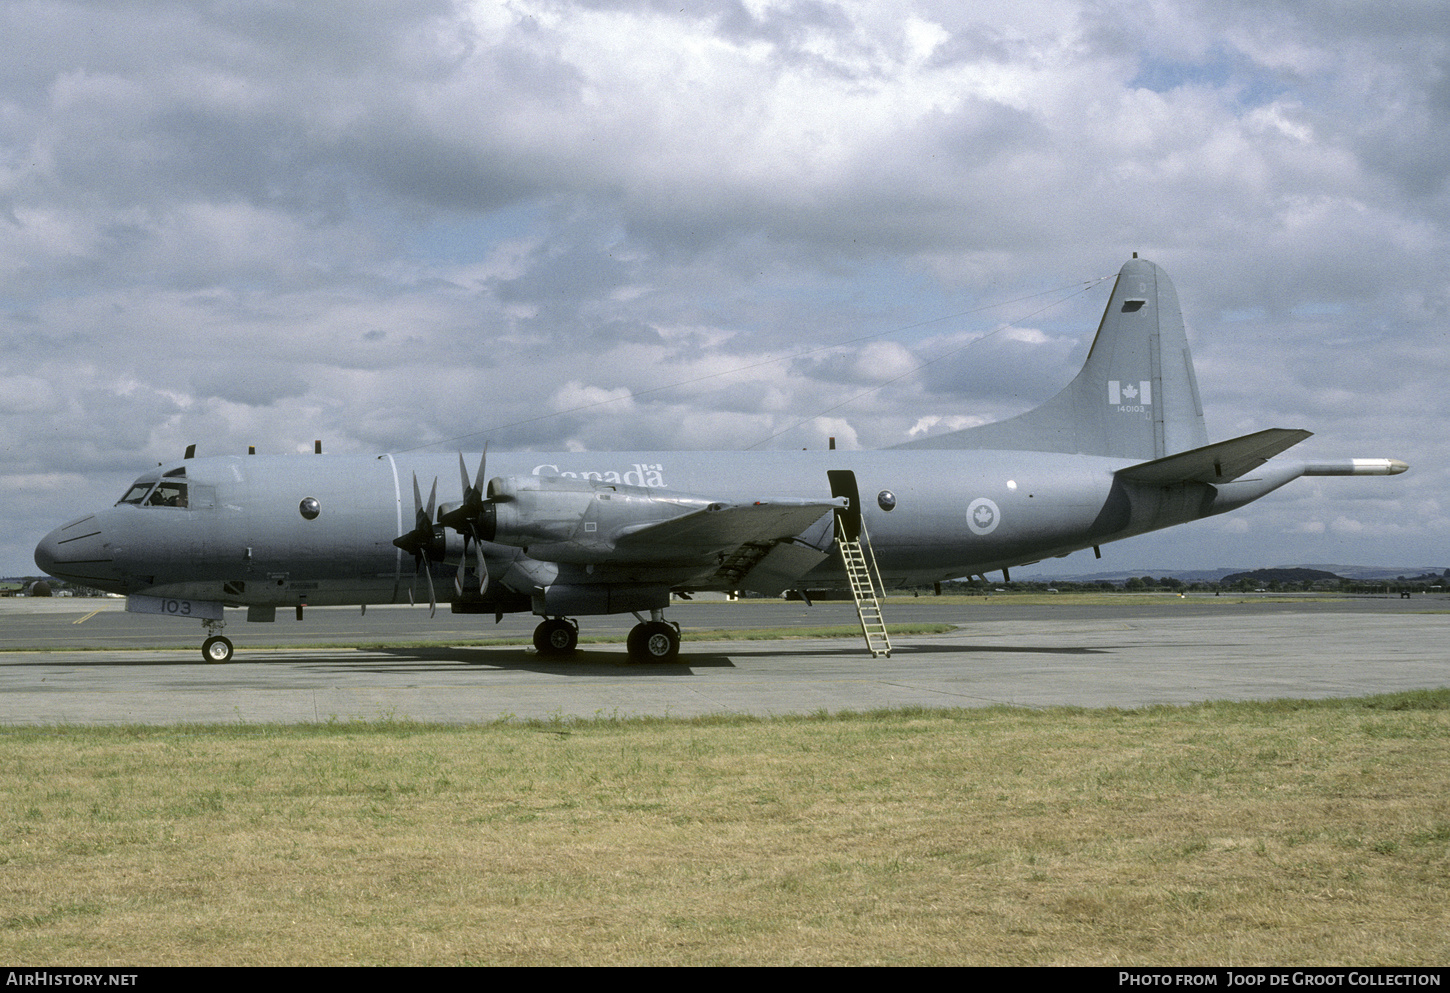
[146,481,188,507]
[117,478,189,507]
[118,480,157,505]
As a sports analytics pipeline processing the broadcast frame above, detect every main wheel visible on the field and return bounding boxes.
[533,618,578,656]
[628,621,680,662]
[202,636,234,664]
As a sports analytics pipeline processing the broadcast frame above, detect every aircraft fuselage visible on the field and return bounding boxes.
[35,447,1298,609]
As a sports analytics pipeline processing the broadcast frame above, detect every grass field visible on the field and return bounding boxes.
[3,691,1447,966]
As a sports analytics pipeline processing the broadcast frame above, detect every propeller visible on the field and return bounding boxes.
[439,448,491,598]
[392,473,441,617]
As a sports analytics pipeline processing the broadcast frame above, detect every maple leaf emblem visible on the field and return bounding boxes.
[973,505,994,527]
[1122,383,1138,400]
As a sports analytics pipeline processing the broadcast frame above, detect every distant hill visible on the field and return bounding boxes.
[1012,564,1447,583]
[1220,567,1341,586]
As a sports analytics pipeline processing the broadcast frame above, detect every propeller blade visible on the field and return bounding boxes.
[460,448,486,508]
[470,448,492,567]
[453,521,491,599]
[440,447,488,531]
[442,448,494,601]
[423,477,438,617]
[393,472,442,617]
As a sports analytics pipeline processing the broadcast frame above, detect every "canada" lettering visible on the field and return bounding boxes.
[532,463,667,487]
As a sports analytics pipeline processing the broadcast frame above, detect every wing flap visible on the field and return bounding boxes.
[1116,428,1313,486]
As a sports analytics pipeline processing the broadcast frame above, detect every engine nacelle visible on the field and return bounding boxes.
[478,475,720,563]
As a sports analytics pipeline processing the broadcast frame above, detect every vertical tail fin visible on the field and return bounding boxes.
[894,257,1208,459]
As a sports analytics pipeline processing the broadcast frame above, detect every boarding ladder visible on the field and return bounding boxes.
[838,516,891,658]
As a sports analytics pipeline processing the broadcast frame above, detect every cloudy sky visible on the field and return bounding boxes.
[3,0,1447,577]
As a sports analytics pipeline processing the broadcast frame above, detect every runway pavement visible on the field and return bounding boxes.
[1,595,1446,725]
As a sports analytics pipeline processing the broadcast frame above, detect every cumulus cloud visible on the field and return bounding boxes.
[3,0,1446,574]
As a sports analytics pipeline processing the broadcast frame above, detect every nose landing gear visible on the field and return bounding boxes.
[201,618,233,663]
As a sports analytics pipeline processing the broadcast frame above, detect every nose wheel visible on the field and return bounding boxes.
[202,635,234,664]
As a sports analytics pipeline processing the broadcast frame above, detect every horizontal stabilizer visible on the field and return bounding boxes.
[1116,429,1313,486]
[614,498,844,557]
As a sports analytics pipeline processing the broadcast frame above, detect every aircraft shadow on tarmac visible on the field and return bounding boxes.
[326,646,741,675]
[0,640,1107,675]
[280,639,1110,674]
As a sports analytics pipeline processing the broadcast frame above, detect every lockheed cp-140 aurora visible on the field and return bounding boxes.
[34,257,1407,663]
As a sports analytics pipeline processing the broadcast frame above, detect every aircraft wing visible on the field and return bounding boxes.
[613,498,843,558]
[1115,428,1313,485]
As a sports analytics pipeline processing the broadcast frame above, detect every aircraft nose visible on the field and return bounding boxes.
[34,514,122,589]
[33,531,57,575]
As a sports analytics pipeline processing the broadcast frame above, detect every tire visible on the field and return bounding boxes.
[202,636,234,664]
[533,618,578,656]
[629,621,679,662]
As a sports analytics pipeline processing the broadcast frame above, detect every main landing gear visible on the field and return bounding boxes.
[531,612,682,662]
[533,617,579,655]
[627,619,681,662]
[627,610,681,662]
[201,618,233,663]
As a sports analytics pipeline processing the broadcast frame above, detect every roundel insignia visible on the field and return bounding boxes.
[966,497,1000,535]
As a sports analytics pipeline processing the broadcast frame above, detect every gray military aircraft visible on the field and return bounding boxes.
[34,257,1406,663]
